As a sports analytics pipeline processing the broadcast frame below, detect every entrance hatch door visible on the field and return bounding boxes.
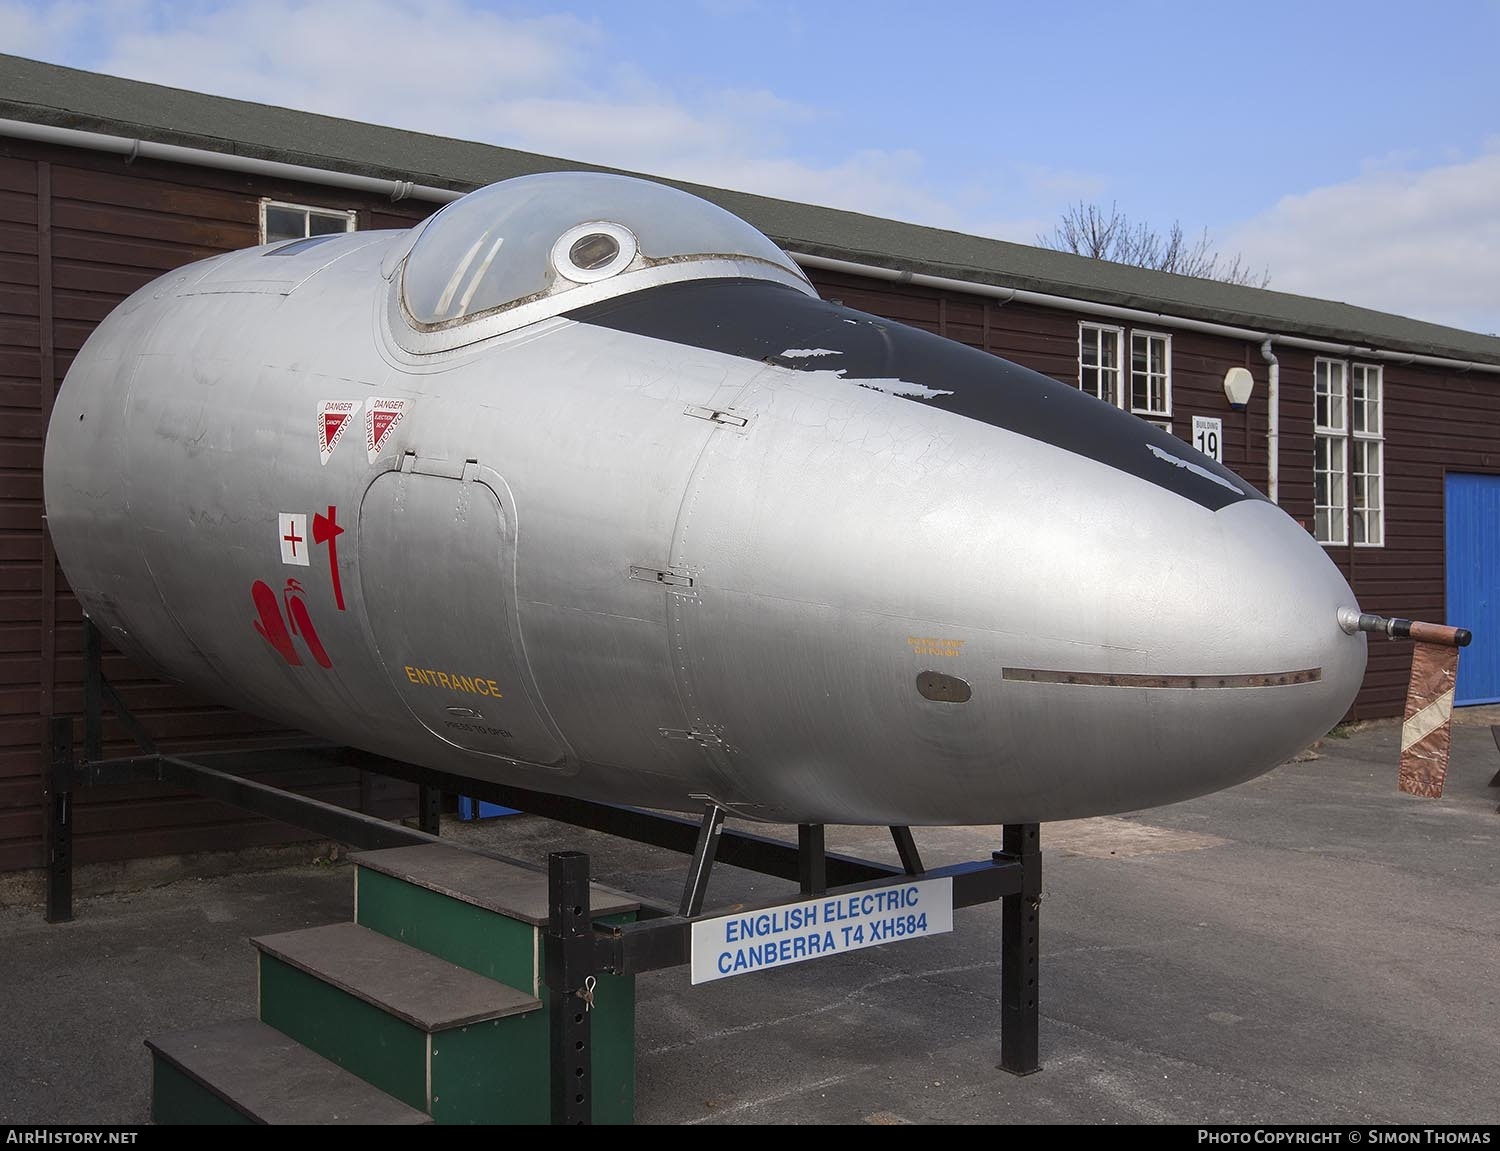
[359,464,574,769]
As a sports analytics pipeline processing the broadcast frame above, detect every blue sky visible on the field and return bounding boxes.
[5,0,1498,334]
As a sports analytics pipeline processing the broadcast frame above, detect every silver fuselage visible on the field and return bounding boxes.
[44,182,1366,825]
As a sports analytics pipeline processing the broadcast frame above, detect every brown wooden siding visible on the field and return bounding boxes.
[0,140,433,873]
[0,134,1491,872]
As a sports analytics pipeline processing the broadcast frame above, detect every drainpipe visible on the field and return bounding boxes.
[1260,338,1280,505]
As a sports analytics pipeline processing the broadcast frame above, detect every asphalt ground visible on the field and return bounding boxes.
[1,716,1496,1125]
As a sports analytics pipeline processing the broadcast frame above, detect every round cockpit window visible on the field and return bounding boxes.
[551,221,637,284]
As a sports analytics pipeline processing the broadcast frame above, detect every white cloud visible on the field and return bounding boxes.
[5,0,1055,237]
[0,0,112,55]
[40,0,1494,344]
[1226,149,1500,336]
[100,1,598,123]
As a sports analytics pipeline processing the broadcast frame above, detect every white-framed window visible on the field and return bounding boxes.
[1314,357,1388,547]
[1079,323,1172,428]
[1350,364,1384,546]
[1314,358,1384,547]
[259,199,357,244]
[1130,331,1171,421]
[1079,323,1123,406]
[1314,358,1348,545]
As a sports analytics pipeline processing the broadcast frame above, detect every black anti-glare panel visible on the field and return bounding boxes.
[567,279,1262,512]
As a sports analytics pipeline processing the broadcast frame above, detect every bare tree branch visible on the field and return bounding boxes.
[1037,202,1270,288]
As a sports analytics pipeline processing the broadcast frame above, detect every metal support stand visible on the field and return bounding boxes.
[798,823,826,895]
[890,826,923,875]
[544,851,594,1125]
[44,716,74,924]
[678,804,726,917]
[49,624,1051,1093]
[998,822,1041,1075]
[81,619,156,757]
[1489,727,1500,788]
[417,783,442,837]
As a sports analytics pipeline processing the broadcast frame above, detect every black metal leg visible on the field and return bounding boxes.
[84,620,157,756]
[545,851,593,1125]
[998,822,1041,1076]
[678,804,726,917]
[798,824,827,895]
[44,717,74,924]
[82,620,102,764]
[417,783,441,836]
[890,825,923,875]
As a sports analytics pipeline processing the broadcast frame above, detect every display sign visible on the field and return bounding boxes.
[690,877,953,984]
[1192,415,1223,463]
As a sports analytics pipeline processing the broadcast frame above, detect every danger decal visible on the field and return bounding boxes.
[366,398,407,463]
[317,399,361,466]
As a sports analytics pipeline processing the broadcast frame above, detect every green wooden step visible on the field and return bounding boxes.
[146,1018,432,1125]
[350,842,638,1124]
[352,843,638,990]
[253,922,547,1125]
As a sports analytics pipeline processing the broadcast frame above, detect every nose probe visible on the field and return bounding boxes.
[1338,608,1471,648]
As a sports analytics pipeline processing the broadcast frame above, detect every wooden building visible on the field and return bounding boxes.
[2,55,1498,878]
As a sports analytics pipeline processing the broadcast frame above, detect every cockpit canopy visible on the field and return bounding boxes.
[397,172,811,343]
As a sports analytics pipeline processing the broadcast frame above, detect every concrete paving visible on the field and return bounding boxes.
[0,717,1496,1125]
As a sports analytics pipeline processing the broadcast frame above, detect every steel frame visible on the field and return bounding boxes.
[44,620,1044,1120]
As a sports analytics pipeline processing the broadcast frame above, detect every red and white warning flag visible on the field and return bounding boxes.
[1342,611,1470,799]
[1398,642,1459,798]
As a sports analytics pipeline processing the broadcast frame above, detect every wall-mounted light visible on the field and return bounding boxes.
[1224,366,1255,411]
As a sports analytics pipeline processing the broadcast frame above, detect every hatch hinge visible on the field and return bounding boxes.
[629,565,695,589]
[683,404,749,427]
[659,728,728,750]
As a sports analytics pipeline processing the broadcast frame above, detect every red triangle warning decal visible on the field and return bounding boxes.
[317,400,361,466]
[365,398,407,463]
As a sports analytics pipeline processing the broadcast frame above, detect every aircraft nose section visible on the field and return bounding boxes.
[1207,499,1365,697]
[1127,497,1368,803]
[990,489,1368,822]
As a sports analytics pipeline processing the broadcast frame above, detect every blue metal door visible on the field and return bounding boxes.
[1445,473,1500,705]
